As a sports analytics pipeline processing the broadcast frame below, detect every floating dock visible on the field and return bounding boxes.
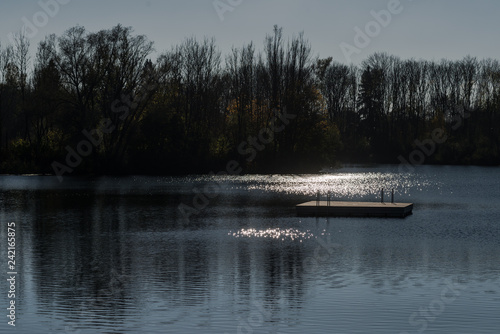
[296,201,413,218]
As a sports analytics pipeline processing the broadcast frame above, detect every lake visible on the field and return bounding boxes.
[1,165,500,333]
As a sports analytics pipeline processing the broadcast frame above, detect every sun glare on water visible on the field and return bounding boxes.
[229,228,329,242]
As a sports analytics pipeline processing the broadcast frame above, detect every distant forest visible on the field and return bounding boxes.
[0,25,499,176]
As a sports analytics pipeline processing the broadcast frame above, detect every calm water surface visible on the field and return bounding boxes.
[0,165,499,333]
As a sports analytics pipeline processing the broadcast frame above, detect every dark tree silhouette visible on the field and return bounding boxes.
[0,25,499,175]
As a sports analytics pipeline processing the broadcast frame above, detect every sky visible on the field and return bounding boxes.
[0,0,499,65]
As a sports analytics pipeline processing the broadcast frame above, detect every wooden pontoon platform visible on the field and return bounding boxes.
[296,201,413,218]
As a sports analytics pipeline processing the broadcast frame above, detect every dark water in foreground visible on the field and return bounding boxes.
[0,165,499,334]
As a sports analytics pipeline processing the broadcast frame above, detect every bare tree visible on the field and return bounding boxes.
[12,32,31,142]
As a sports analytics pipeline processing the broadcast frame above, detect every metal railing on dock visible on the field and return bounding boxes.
[315,188,396,205]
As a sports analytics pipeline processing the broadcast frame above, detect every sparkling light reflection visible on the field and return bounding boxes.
[229,228,329,242]
[194,171,438,199]
[248,173,434,198]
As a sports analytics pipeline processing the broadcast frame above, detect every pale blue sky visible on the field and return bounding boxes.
[1,0,499,64]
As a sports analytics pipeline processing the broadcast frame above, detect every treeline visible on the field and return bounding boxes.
[0,25,499,176]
